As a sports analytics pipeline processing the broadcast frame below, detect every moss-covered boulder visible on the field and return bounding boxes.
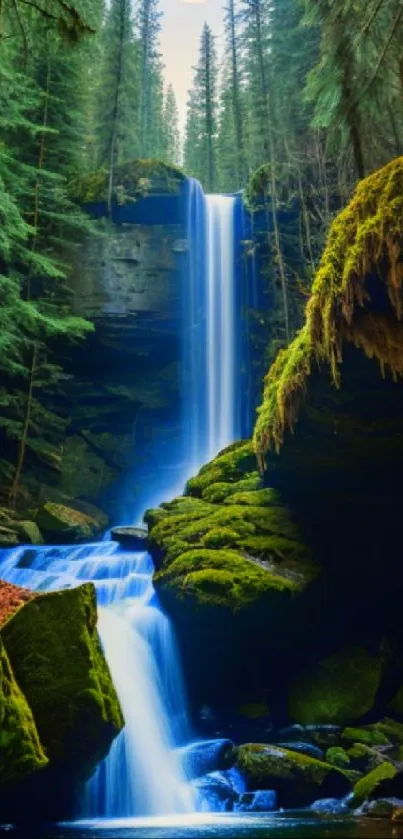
[288,647,382,725]
[35,502,102,544]
[1,584,124,776]
[146,441,318,705]
[352,762,398,805]
[236,744,351,807]
[0,636,47,783]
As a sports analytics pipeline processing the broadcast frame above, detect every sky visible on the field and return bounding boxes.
[159,0,225,133]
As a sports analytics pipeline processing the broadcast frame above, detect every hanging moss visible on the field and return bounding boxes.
[254,157,403,463]
[68,159,186,205]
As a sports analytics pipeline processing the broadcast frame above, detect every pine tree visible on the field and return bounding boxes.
[138,0,163,157]
[163,84,181,166]
[93,0,139,206]
[221,0,248,189]
[184,23,218,192]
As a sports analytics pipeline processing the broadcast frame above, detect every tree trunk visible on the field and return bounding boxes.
[9,343,37,507]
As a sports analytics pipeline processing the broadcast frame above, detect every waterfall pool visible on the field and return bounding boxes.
[0,813,402,839]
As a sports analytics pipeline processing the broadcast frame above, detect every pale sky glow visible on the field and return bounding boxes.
[159,0,225,134]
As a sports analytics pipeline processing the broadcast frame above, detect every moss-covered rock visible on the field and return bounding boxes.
[68,159,185,205]
[1,584,123,777]
[288,646,382,725]
[325,747,351,768]
[341,726,390,747]
[352,762,398,805]
[0,637,47,783]
[185,441,257,497]
[15,522,44,545]
[236,743,351,807]
[35,502,102,544]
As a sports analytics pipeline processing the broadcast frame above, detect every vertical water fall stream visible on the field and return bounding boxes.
[0,181,239,819]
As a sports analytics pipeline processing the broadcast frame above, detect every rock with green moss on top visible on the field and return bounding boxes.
[35,502,102,544]
[236,743,351,807]
[288,646,382,725]
[68,159,185,205]
[1,584,124,777]
[352,762,398,805]
[0,636,47,783]
[185,441,257,497]
[325,747,351,769]
[341,726,390,747]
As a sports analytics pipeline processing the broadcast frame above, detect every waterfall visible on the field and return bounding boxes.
[0,178,240,820]
[184,182,239,472]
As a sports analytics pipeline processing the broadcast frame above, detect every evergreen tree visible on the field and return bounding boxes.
[220,0,248,190]
[93,0,139,207]
[184,23,218,192]
[163,84,181,166]
[138,0,163,156]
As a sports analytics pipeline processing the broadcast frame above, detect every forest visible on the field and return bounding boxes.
[1,0,403,834]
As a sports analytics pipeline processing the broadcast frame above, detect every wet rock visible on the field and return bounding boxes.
[236,743,351,808]
[276,742,324,761]
[310,797,351,815]
[0,526,19,548]
[35,502,102,544]
[236,790,277,812]
[177,738,236,780]
[362,797,403,818]
[111,526,148,550]
[15,522,44,546]
[352,762,398,805]
[193,769,242,812]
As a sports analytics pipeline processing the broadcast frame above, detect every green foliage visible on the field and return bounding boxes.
[325,747,351,769]
[184,24,219,192]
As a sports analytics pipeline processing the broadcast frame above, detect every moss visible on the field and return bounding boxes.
[186,441,257,496]
[370,718,403,744]
[341,727,390,747]
[240,535,313,565]
[387,685,403,716]
[2,584,123,776]
[202,473,263,503]
[236,743,350,805]
[223,488,281,507]
[288,646,382,725]
[325,747,351,768]
[253,157,403,464]
[0,636,47,783]
[200,527,242,549]
[352,761,397,805]
[155,548,299,610]
[68,159,185,205]
[35,502,101,544]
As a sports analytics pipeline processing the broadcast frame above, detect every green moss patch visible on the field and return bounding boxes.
[288,646,382,725]
[35,502,101,544]
[352,761,397,805]
[341,726,390,747]
[2,584,123,776]
[0,637,47,783]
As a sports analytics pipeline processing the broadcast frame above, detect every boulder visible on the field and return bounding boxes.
[288,647,382,725]
[15,522,44,546]
[236,790,277,812]
[111,526,148,550]
[34,502,102,544]
[325,747,351,768]
[176,739,235,780]
[236,744,351,807]
[1,583,124,776]
[0,526,19,548]
[352,762,398,805]
[193,769,243,812]
[362,797,403,818]
[0,636,47,783]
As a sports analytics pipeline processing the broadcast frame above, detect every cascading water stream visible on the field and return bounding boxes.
[0,180,240,819]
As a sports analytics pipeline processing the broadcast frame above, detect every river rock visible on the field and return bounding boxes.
[176,738,236,780]
[236,790,277,812]
[236,743,351,808]
[276,742,325,761]
[35,502,101,544]
[193,769,241,811]
[111,526,148,550]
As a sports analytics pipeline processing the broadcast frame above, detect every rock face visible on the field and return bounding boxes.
[111,526,148,550]
[0,582,124,820]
